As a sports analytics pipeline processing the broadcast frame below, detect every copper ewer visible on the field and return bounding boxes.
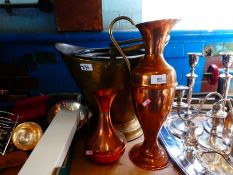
[85,89,126,164]
[110,17,179,170]
[55,34,144,141]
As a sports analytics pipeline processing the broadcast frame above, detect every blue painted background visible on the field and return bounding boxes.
[2,30,233,94]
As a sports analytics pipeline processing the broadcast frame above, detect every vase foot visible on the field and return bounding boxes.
[129,142,169,170]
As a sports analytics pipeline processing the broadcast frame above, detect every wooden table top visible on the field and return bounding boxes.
[69,132,182,175]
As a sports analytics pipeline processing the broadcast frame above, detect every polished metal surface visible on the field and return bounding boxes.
[186,53,200,108]
[12,122,43,151]
[196,151,233,175]
[168,116,204,138]
[220,52,233,71]
[55,41,144,141]
[47,99,91,130]
[204,53,233,138]
[163,95,233,175]
[163,51,233,175]
[161,111,233,175]
[173,85,189,109]
[188,53,200,69]
[169,53,201,139]
[85,89,126,164]
[160,120,206,175]
[110,17,179,170]
[219,52,233,99]
[128,19,178,170]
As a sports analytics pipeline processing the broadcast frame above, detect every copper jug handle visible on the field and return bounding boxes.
[108,16,136,73]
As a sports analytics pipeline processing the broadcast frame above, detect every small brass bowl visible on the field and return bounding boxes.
[12,122,43,151]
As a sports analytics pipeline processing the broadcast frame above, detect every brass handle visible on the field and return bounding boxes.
[108,16,136,73]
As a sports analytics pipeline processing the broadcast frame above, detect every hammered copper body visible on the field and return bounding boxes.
[85,89,126,164]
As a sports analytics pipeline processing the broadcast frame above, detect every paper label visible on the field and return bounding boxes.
[80,64,93,71]
[85,150,93,155]
[151,74,167,84]
[142,99,151,107]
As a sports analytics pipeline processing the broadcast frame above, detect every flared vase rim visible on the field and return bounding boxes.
[136,19,180,28]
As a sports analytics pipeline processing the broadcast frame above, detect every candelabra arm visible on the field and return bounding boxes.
[177,92,224,122]
[193,92,224,119]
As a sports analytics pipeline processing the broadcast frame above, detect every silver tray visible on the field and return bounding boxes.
[159,114,233,175]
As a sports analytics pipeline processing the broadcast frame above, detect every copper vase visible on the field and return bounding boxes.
[85,89,126,164]
[130,19,179,170]
[110,17,179,170]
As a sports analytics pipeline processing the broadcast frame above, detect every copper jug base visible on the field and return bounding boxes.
[87,144,126,164]
[114,117,143,141]
[129,142,169,170]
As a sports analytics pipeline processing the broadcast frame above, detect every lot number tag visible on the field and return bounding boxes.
[80,64,93,71]
[151,74,167,84]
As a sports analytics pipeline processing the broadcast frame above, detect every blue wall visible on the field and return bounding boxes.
[2,30,233,94]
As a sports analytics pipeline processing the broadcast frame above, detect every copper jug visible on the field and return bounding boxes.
[85,89,126,164]
[110,17,179,170]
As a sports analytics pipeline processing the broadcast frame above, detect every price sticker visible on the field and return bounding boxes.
[151,74,167,84]
[142,99,151,107]
[85,150,93,155]
[80,64,93,71]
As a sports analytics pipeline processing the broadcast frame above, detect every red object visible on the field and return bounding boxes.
[201,56,221,92]
[11,95,49,122]
[87,148,125,164]
[85,89,126,164]
[207,64,219,85]
[94,89,115,113]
